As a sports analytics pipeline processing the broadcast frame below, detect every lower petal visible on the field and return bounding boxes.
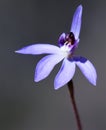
[75,57,97,86]
[35,54,64,82]
[54,59,76,90]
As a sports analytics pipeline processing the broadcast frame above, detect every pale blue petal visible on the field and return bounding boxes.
[75,57,97,86]
[15,44,61,55]
[35,54,64,82]
[70,5,83,39]
[54,59,76,90]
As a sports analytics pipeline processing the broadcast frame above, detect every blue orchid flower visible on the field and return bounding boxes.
[15,5,97,90]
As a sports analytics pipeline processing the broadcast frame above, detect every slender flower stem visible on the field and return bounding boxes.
[68,80,82,130]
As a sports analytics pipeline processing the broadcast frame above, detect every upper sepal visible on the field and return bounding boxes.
[70,5,83,40]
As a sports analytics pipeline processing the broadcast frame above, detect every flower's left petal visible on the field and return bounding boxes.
[58,33,66,47]
[75,57,97,86]
[35,54,64,82]
[54,59,76,90]
[70,5,83,40]
[15,44,61,55]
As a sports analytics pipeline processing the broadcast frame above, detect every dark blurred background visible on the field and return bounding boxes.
[0,0,106,130]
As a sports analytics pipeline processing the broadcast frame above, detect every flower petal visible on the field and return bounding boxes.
[70,5,83,40]
[58,33,66,47]
[35,54,64,82]
[75,57,97,86]
[71,56,87,63]
[15,44,61,55]
[54,59,76,90]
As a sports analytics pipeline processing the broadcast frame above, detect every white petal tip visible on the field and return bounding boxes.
[15,49,26,54]
[15,49,28,54]
[54,82,60,90]
[93,83,96,86]
[54,85,61,90]
[54,82,64,90]
[78,5,83,9]
[34,77,41,82]
[89,68,97,86]
[77,5,83,15]
[15,50,20,53]
[91,79,97,86]
[34,79,39,82]
[77,5,83,12]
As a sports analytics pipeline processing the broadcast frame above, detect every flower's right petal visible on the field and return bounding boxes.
[70,5,83,40]
[15,44,61,55]
[35,54,64,82]
[75,57,97,86]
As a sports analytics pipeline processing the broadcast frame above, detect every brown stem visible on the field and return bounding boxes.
[68,80,82,130]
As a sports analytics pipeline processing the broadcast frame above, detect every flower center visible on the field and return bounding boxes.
[60,44,73,58]
[59,32,75,58]
[65,32,75,46]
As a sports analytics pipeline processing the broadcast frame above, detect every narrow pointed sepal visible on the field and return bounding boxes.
[54,59,76,90]
[75,57,97,86]
[35,54,64,82]
[70,5,83,40]
[15,44,61,55]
